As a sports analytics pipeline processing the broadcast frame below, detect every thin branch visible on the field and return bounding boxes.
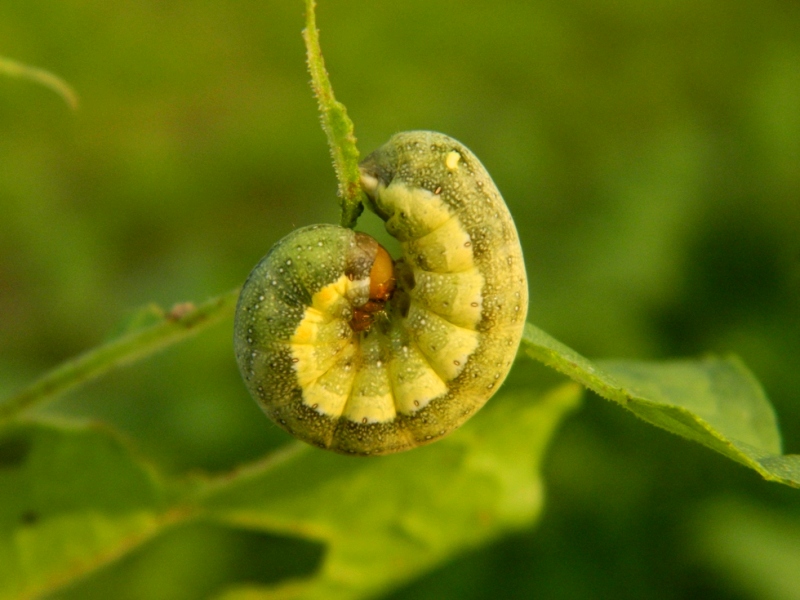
[0,289,240,422]
[0,55,79,110]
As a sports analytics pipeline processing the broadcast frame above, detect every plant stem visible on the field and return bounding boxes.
[0,288,240,422]
[303,0,364,228]
[0,55,79,110]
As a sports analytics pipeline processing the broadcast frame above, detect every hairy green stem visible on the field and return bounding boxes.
[0,289,240,422]
[0,55,79,109]
[303,0,364,228]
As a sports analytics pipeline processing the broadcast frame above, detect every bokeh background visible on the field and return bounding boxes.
[2,0,800,598]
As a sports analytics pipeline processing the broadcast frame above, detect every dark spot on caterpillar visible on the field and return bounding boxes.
[398,265,415,291]
[399,296,411,318]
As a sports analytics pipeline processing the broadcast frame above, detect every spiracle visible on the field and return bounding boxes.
[234,131,528,455]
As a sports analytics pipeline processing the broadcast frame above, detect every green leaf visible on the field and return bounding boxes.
[0,384,581,599]
[0,419,177,600]
[596,357,782,454]
[522,323,800,488]
[199,383,582,600]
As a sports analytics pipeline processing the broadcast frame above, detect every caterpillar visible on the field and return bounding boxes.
[234,131,527,455]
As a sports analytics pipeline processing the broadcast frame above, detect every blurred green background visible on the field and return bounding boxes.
[2,0,800,598]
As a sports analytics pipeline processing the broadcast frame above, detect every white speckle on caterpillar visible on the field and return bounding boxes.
[445,151,461,171]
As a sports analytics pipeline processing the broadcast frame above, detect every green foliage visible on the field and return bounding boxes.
[0,420,172,600]
[0,385,581,599]
[524,324,800,487]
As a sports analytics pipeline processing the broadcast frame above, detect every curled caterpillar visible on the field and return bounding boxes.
[234,131,527,455]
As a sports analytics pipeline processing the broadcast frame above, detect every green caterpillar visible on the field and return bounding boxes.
[234,131,527,455]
